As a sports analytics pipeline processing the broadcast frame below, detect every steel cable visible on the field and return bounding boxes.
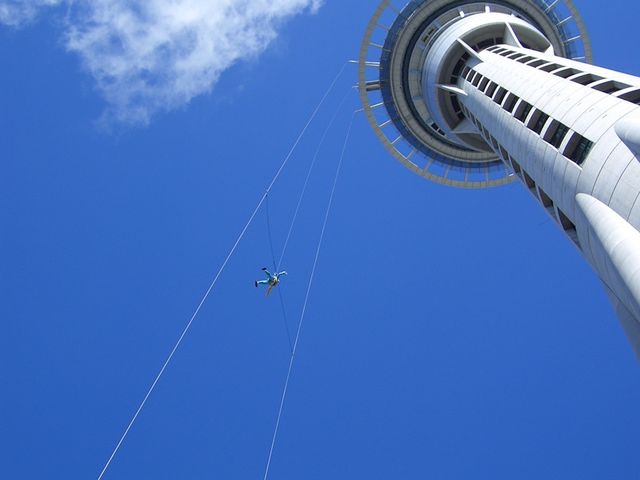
[96,62,348,480]
[262,109,356,480]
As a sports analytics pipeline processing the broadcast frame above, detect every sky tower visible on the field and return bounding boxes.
[358,0,640,357]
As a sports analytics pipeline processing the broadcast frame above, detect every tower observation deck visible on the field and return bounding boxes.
[359,0,640,357]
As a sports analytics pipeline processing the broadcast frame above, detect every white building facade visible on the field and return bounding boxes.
[359,0,640,357]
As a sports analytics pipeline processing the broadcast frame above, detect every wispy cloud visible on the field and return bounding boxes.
[0,0,323,125]
[0,0,62,26]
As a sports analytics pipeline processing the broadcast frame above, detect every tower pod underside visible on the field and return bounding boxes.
[359,0,592,188]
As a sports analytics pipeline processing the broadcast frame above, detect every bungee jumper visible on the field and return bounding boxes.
[255,267,288,296]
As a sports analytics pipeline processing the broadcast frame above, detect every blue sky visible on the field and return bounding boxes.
[2,1,640,478]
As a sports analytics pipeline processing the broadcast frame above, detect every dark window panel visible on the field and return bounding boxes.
[529,111,550,134]
[617,88,640,104]
[558,209,577,232]
[539,63,563,72]
[476,39,494,51]
[523,171,536,189]
[510,157,522,175]
[516,55,535,64]
[493,87,507,105]
[564,134,593,165]
[592,80,630,94]
[569,73,603,85]
[503,93,519,112]
[515,101,533,122]
[485,81,498,97]
[537,187,554,208]
[526,59,545,68]
[548,123,570,148]
[553,67,579,78]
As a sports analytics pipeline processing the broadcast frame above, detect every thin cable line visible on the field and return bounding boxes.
[96,62,348,480]
[265,195,278,272]
[268,88,351,354]
[266,194,294,352]
[263,109,356,480]
[276,286,293,354]
[276,89,352,272]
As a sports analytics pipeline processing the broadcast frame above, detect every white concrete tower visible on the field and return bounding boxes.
[359,0,640,357]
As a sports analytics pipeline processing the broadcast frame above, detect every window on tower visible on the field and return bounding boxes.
[430,122,445,135]
[557,209,578,240]
[568,72,603,85]
[515,55,536,64]
[537,186,554,209]
[503,93,519,113]
[564,133,594,166]
[493,87,507,105]
[523,171,536,190]
[617,88,640,104]
[451,94,464,121]
[510,157,522,176]
[591,80,630,94]
[475,39,494,51]
[525,59,545,68]
[528,111,550,134]
[538,62,564,72]
[464,68,475,81]
[545,121,570,149]
[451,53,470,83]
[554,67,579,78]
[485,81,497,97]
[514,101,533,122]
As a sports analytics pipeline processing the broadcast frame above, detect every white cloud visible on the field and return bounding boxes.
[0,0,61,26]
[0,0,323,124]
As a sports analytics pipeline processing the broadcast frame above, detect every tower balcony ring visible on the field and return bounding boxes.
[358,0,592,189]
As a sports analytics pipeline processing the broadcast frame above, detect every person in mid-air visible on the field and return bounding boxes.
[255,267,287,296]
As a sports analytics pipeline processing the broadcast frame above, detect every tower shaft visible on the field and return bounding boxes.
[359,0,640,357]
[457,44,640,353]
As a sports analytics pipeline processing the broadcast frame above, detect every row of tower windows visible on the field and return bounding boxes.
[460,104,579,244]
[451,52,471,85]
[463,68,594,167]
[483,45,640,105]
